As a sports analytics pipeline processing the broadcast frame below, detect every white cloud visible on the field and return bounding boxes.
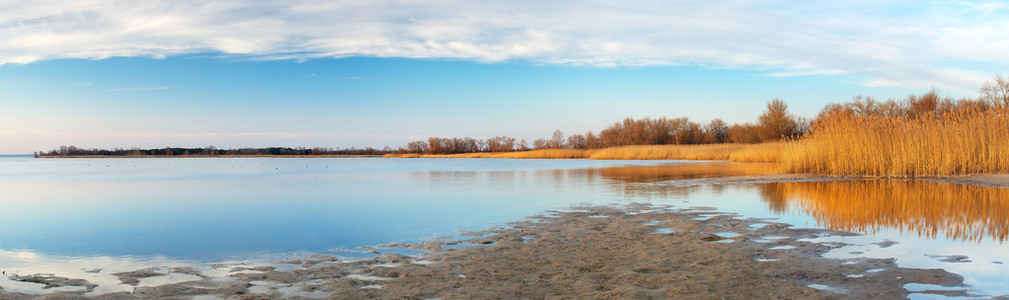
[2,0,1007,91]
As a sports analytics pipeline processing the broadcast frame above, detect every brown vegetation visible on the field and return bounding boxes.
[587,144,745,160]
[392,100,804,156]
[782,90,1009,177]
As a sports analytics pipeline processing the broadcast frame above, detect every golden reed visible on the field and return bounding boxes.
[782,106,1009,177]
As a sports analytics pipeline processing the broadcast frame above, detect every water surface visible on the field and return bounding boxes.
[1,157,1007,297]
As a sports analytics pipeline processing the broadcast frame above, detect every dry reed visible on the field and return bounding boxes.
[782,106,1009,177]
[727,142,787,163]
[587,144,747,160]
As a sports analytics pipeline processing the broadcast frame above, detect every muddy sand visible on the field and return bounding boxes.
[0,203,973,299]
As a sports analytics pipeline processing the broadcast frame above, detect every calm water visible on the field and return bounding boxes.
[1,157,1008,297]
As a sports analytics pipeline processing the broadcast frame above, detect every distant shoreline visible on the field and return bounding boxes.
[36,155,383,158]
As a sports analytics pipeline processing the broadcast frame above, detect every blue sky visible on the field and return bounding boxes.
[2,1,1008,154]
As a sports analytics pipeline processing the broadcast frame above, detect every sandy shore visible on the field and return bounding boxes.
[0,204,973,299]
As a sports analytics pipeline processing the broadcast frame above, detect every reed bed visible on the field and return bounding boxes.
[766,180,1009,242]
[587,144,747,160]
[385,144,784,161]
[726,142,787,163]
[492,147,593,157]
[782,107,1009,177]
[386,149,597,159]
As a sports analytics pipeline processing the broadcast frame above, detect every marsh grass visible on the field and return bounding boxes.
[587,144,745,160]
[385,144,786,162]
[727,142,786,163]
[782,107,1009,177]
[385,149,597,159]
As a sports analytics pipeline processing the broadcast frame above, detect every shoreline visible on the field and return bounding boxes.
[28,155,1009,189]
[0,204,973,299]
[34,155,384,158]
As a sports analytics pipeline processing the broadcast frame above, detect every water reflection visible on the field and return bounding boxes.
[566,162,1009,244]
[590,162,782,183]
[761,180,1009,243]
[414,162,778,200]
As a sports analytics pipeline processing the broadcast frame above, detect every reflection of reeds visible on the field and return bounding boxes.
[782,107,1009,177]
[595,163,782,183]
[764,180,1009,243]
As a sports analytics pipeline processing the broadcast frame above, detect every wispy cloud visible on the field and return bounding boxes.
[2,1,1007,91]
[105,86,168,92]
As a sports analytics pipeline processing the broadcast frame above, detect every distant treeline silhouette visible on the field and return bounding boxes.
[35,146,390,157]
[394,98,807,155]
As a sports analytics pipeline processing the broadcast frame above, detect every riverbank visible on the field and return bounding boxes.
[35,155,383,158]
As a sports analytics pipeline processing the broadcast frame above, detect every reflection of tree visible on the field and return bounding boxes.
[762,180,1009,243]
[758,184,789,213]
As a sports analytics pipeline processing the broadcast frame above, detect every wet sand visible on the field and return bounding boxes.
[0,204,971,299]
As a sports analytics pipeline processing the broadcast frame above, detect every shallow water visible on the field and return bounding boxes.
[1,157,1007,297]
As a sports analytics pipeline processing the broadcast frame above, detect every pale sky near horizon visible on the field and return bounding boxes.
[2,1,1008,154]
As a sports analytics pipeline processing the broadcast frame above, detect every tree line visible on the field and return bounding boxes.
[35,145,391,157]
[395,74,1009,155]
[395,98,807,154]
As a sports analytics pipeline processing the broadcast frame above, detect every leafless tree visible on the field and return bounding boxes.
[757,99,798,141]
[547,130,565,149]
[705,119,728,143]
[980,75,1009,107]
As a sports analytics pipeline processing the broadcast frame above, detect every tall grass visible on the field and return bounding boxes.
[587,144,746,160]
[782,106,1009,177]
[727,142,786,163]
[383,147,589,157]
[385,144,787,161]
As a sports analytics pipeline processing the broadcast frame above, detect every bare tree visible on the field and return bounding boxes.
[757,99,798,142]
[980,75,1009,107]
[547,130,565,149]
[517,139,530,151]
[533,138,548,149]
[487,136,516,152]
[566,134,587,149]
[705,119,728,143]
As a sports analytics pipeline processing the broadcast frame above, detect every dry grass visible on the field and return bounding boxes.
[385,149,596,159]
[492,149,597,159]
[727,142,787,163]
[587,144,747,160]
[766,180,1009,242]
[383,153,422,158]
[385,144,783,161]
[782,107,1009,177]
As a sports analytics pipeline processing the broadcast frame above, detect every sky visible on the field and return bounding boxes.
[2,1,1008,154]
